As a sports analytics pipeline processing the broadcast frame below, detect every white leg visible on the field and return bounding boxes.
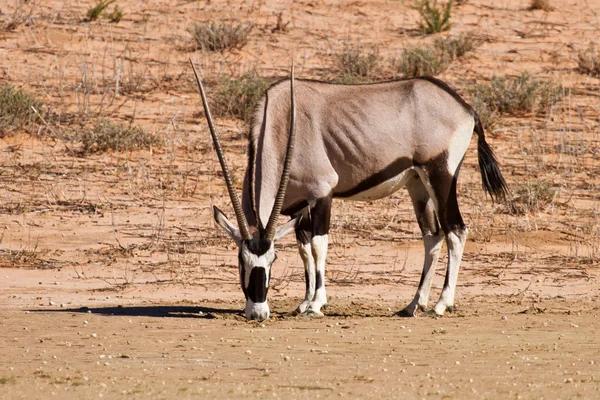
[434,228,468,315]
[295,240,316,314]
[307,234,328,317]
[402,232,444,316]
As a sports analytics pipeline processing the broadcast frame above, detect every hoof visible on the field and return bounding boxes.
[395,308,415,318]
[395,304,425,318]
[300,309,324,319]
[423,309,441,318]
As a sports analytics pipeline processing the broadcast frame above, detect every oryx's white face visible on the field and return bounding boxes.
[214,206,300,321]
[238,238,276,321]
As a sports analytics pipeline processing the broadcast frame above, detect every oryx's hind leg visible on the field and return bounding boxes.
[416,156,468,316]
[398,172,445,317]
[293,196,332,317]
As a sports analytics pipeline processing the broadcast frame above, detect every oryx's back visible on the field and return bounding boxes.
[250,78,476,211]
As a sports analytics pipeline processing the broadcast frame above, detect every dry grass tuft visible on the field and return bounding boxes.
[394,33,481,78]
[210,70,272,123]
[576,44,600,78]
[334,47,383,83]
[470,72,563,121]
[188,21,254,52]
[0,85,43,137]
[505,180,556,215]
[529,0,554,11]
[77,119,162,155]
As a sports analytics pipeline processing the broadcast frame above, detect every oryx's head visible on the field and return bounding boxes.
[191,59,299,321]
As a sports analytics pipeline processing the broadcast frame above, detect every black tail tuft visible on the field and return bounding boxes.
[474,113,509,203]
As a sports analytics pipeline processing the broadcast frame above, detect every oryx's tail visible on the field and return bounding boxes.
[473,112,509,203]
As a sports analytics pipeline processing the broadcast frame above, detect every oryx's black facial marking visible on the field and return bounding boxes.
[246,237,272,256]
[247,267,268,303]
[238,251,248,299]
[333,157,413,199]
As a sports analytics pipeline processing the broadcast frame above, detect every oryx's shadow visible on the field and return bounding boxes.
[28,305,242,319]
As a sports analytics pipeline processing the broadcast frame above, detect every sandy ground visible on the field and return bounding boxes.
[1,0,600,398]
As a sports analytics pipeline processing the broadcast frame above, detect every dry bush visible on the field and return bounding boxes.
[210,70,272,123]
[0,85,43,137]
[576,44,600,78]
[394,47,445,78]
[394,33,481,78]
[270,11,290,33]
[188,21,254,52]
[505,180,556,215]
[529,0,554,11]
[470,72,563,117]
[77,119,162,155]
[3,0,36,31]
[334,47,383,83]
[413,0,453,35]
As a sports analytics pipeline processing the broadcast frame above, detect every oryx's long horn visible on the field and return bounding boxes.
[190,59,251,241]
[264,62,296,241]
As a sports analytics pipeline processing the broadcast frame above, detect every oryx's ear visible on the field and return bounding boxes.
[213,206,243,245]
[273,215,303,242]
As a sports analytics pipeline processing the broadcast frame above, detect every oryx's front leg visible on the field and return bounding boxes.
[294,197,331,317]
[294,208,316,315]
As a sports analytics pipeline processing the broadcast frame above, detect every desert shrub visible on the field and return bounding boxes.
[334,47,383,83]
[86,0,114,21]
[188,21,254,52]
[413,0,453,35]
[271,11,290,33]
[4,0,36,31]
[0,85,43,137]
[395,33,481,78]
[470,72,563,116]
[105,4,123,23]
[210,71,272,123]
[394,47,445,78]
[576,44,600,78]
[529,0,554,11]
[433,33,480,60]
[506,180,556,215]
[78,119,161,154]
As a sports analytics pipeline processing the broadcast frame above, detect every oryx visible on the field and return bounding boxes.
[191,60,508,321]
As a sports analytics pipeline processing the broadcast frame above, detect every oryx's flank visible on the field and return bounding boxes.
[191,60,508,321]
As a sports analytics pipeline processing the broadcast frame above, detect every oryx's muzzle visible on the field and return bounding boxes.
[245,300,270,321]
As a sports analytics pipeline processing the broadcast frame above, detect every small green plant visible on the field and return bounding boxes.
[86,0,114,21]
[0,85,43,137]
[470,72,564,117]
[576,43,600,78]
[506,180,556,215]
[105,4,123,23]
[210,70,272,123]
[529,0,554,11]
[394,33,481,78]
[334,47,383,83]
[78,119,161,154]
[188,21,254,52]
[0,376,15,385]
[414,0,453,35]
